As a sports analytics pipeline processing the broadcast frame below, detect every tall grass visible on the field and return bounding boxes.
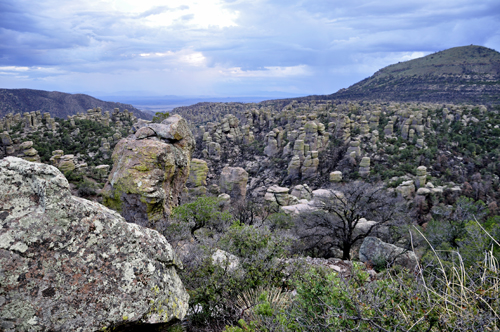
[414,221,499,330]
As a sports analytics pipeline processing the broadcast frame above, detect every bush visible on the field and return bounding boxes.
[179,222,291,330]
[222,224,500,332]
[172,196,232,240]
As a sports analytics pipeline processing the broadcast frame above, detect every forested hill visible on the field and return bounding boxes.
[0,88,152,120]
[294,45,500,104]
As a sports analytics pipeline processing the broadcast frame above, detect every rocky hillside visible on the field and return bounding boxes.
[170,99,500,220]
[0,88,152,120]
[327,45,500,103]
[1,102,499,331]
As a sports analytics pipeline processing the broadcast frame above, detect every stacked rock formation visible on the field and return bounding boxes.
[329,171,343,182]
[359,157,371,177]
[416,166,427,188]
[0,132,41,162]
[219,166,249,203]
[102,114,195,230]
[187,158,209,196]
[18,141,40,162]
[1,131,15,158]
[264,185,299,206]
[0,157,188,332]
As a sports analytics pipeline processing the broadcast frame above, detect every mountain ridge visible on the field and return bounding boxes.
[326,45,500,103]
[0,88,152,120]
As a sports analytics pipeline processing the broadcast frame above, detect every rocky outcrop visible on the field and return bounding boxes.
[359,237,418,270]
[0,157,188,332]
[19,141,40,163]
[264,185,298,206]
[1,131,14,158]
[396,180,416,199]
[359,157,371,177]
[329,171,342,182]
[102,115,195,229]
[187,158,209,196]
[219,166,249,203]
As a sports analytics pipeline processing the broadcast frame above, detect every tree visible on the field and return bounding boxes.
[172,196,232,240]
[152,111,170,123]
[428,196,488,247]
[294,181,407,260]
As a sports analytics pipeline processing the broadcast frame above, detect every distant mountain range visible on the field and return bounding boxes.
[0,89,152,120]
[2,45,499,120]
[324,45,500,104]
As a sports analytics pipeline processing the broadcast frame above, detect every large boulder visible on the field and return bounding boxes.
[219,166,249,202]
[396,180,416,199]
[264,185,298,206]
[0,157,188,332]
[102,115,195,229]
[359,237,418,270]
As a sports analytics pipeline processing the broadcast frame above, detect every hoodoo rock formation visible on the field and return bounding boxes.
[102,114,195,230]
[0,157,188,332]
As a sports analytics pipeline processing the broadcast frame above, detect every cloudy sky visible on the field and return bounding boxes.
[1,0,499,98]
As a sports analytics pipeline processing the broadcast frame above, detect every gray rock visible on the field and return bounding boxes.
[287,155,301,180]
[416,187,431,195]
[329,171,342,182]
[359,237,418,270]
[396,181,416,199]
[212,249,239,272]
[19,141,33,150]
[0,157,188,332]
[265,185,297,206]
[291,184,312,200]
[219,166,249,202]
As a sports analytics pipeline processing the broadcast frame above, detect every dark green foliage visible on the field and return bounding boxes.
[152,111,171,123]
[172,196,232,240]
[179,222,290,330]
[30,118,123,165]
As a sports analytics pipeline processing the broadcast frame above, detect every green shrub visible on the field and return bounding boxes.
[172,196,232,240]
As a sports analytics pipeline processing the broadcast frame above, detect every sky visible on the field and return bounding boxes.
[1,0,500,99]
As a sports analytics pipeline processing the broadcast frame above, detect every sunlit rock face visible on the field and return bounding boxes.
[102,114,195,230]
[0,157,189,332]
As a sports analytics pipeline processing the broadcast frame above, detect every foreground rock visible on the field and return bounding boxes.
[102,114,195,230]
[0,157,188,332]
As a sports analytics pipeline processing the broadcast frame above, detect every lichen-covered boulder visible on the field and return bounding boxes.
[219,166,249,202]
[0,157,188,332]
[188,158,209,187]
[56,155,75,173]
[102,115,194,229]
[301,151,319,179]
[187,158,209,198]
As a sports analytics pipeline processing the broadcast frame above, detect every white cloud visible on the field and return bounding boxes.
[0,66,30,72]
[102,0,239,28]
[138,49,206,66]
[220,65,311,78]
[399,52,427,62]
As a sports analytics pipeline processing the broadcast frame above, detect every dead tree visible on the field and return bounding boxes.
[295,181,407,260]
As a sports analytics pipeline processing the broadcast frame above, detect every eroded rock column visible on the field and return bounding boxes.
[102,114,195,229]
